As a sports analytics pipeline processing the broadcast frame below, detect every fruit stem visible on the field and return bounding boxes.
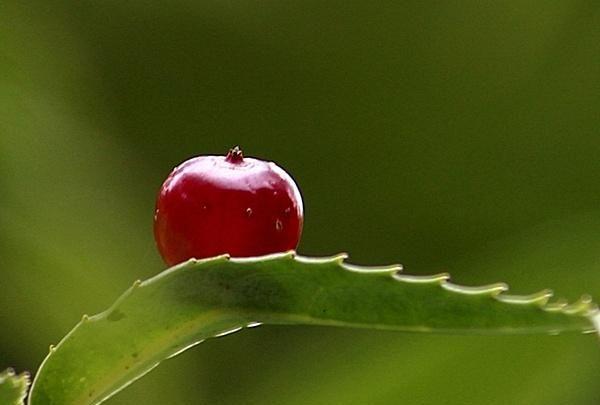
[225,146,244,163]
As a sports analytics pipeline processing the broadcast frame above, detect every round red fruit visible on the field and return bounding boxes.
[154,147,304,266]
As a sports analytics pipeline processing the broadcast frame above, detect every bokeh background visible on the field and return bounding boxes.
[2,1,600,404]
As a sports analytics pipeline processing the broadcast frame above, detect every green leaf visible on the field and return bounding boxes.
[0,369,30,405]
[28,252,599,405]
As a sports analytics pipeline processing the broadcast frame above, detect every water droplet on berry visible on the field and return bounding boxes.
[246,208,253,217]
[275,219,283,231]
[283,207,291,216]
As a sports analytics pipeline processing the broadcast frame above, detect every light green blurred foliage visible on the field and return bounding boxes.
[1,1,599,404]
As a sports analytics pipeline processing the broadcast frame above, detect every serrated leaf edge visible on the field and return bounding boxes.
[29,251,599,405]
[1,368,31,405]
[150,251,600,320]
[177,251,599,320]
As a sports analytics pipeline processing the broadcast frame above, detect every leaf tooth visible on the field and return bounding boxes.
[210,253,231,261]
[562,294,595,315]
[495,289,553,306]
[393,273,450,284]
[441,281,509,296]
[0,368,30,389]
[231,251,293,264]
[341,261,402,275]
[266,250,296,261]
[18,371,31,384]
[332,252,350,264]
[187,253,231,266]
[150,254,235,288]
[1,368,15,378]
[323,252,402,274]
[543,298,569,312]
[294,252,349,264]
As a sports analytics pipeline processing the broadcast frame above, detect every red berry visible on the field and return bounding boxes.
[154,147,304,266]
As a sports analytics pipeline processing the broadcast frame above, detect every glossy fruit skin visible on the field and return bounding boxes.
[154,149,303,266]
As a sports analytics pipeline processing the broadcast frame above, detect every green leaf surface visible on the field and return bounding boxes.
[28,252,599,405]
[0,369,30,405]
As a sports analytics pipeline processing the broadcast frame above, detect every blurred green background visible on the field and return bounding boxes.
[2,1,600,404]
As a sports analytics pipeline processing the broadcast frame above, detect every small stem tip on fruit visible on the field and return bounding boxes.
[225,146,244,163]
